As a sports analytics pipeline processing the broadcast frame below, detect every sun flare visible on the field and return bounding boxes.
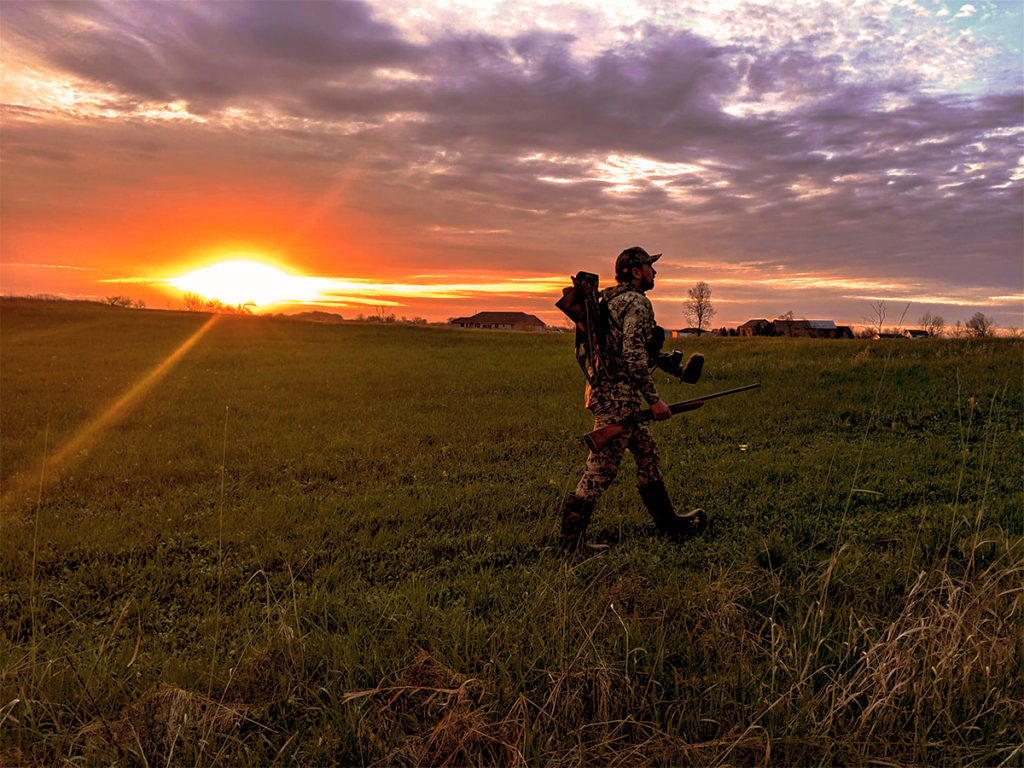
[168,260,329,307]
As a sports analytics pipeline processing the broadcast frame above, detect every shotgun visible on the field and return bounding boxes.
[583,382,761,453]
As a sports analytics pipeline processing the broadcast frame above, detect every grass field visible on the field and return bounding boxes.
[2,299,1022,767]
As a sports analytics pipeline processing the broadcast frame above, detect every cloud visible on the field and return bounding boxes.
[2,0,420,115]
[3,262,95,270]
[954,4,977,20]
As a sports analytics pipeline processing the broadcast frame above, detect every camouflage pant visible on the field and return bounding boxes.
[573,402,662,502]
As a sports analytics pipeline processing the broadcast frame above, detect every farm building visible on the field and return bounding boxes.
[738,319,774,337]
[777,320,855,338]
[738,318,854,338]
[449,311,546,331]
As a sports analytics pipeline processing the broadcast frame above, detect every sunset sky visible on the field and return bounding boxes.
[2,0,1021,329]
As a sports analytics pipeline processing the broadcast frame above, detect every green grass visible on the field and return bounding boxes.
[2,299,1022,766]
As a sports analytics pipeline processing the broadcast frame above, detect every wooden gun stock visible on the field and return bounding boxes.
[583,382,761,453]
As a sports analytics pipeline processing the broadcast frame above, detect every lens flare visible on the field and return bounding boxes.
[2,314,219,516]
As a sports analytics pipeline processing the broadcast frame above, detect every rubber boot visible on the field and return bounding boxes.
[558,493,596,553]
[638,480,706,542]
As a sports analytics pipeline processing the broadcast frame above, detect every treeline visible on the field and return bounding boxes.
[910,310,1001,338]
[104,295,146,309]
[351,313,428,325]
[864,304,1003,338]
[351,305,428,325]
[182,292,256,315]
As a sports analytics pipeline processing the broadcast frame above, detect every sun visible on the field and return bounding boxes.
[168,259,327,307]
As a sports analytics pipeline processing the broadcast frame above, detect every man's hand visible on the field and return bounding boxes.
[650,399,671,420]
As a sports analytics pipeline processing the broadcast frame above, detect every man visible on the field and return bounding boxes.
[558,246,707,552]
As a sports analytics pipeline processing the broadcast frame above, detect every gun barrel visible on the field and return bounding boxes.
[635,382,761,423]
[582,382,761,452]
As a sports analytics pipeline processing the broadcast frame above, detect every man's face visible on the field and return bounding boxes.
[635,262,656,291]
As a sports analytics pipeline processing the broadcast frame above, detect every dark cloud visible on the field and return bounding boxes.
[3,0,418,111]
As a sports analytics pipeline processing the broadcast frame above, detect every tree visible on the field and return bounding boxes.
[372,305,396,323]
[183,292,206,312]
[964,312,996,338]
[222,302,256,315]
[865,300,887,336]
[683,281,716,336]
[105,295,133,308]
[918,311,945,337]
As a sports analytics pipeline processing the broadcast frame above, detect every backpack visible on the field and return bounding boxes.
[557,274,692,385]
[555,271,612,384]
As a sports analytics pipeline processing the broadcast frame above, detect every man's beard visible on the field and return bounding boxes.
[639,275,655,291]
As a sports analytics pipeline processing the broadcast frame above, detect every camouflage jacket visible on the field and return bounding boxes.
[585,283,660,411]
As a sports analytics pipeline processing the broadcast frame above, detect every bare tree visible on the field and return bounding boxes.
[964,312,996,338]
[865,300,887,336]
[918,311,945,337]
[183,292,206,312]
[105,295,133,308]
[222,301,256,315]
[683,281,716,336]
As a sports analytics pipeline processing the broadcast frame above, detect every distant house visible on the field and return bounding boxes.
[671,327,706,338]
[449,311,546,331]
[737,318,854,338]
[738,319,774,337]
[780,320,856,339]
[790,320,832,338]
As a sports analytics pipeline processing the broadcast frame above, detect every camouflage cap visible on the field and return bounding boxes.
[615,246,662,277]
